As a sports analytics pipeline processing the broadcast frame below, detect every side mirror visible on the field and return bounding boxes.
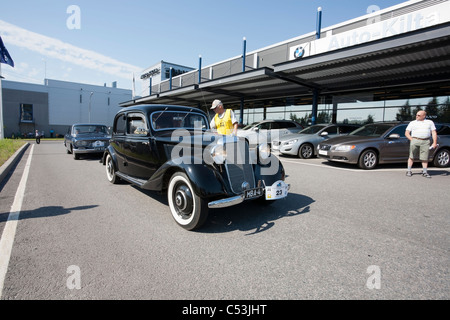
[252,127,259,132]
[388,133,400,139]
[320,131,329,136]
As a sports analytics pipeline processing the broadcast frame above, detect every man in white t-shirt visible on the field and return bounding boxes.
[405,110,437,178]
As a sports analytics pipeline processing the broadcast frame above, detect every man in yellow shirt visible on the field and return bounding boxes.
[210,99,238,135]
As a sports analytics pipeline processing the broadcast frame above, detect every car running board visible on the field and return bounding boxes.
[116,171,147,187]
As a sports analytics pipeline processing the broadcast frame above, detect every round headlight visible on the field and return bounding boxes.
[258,143,271,162]
[75,140,88,147]
[211,145,226,164]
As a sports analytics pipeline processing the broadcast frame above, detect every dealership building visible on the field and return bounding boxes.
[127,0,450,126]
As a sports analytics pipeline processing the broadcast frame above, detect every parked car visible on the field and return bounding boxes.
[102,105,290,230]
[64,123,110,160]
[237,120,303,146]
[272,124,360,158]
[317,122,450,169]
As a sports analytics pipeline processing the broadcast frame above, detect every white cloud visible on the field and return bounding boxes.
[0,20,142,80]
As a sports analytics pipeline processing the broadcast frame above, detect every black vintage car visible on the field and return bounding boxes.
[102,105,289,230]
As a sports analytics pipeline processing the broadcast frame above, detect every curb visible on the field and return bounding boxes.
[0,142,30,185]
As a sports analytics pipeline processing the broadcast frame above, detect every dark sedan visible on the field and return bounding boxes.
[64,124,111,160]
[317,122,450,169]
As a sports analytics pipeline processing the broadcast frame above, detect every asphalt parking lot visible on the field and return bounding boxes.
[0,141,448,301]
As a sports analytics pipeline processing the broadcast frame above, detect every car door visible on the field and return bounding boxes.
[269,122,290,143]
[124,112,157,180]
[111,113,128,174]
[255,122,271,144]
[379,124,409,162]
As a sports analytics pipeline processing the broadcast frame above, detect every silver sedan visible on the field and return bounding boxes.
[272,124,359,158]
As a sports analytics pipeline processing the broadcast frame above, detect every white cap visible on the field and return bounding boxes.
[211,99,223,109]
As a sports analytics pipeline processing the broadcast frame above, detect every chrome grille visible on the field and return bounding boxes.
[224,141,255,194]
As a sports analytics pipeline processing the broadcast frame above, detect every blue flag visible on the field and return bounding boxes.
[0,36,14,67]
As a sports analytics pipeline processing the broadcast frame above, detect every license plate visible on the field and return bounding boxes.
[244,187,264,200]
[265,180,289,200]
[318,150,328,156]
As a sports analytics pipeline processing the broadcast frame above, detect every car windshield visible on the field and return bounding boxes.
[349,124,394,137]
[74,125,108,135]
[297,125,326,134]
[151,110,208,131]
[243,122,259,130]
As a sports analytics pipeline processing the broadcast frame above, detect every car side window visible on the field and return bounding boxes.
[325,126,338,134]
[339,126,356,134]
[436,125,450,135]
[127,113,147,135]
[278,122,295,129]
[388,125,407,137]
[114,114,126,135]
[271,122,280,129]
[258,123,271,130]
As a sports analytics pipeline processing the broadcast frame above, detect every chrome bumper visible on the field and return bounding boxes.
[208,180,290,209]
[208,195,244,209]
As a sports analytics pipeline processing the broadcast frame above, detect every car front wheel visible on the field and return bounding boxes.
[168,172,208,230]
[298,143,313,159]
[433,148,450,167]
[358,149,378,169]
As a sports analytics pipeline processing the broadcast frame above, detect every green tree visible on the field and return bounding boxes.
[365,114,375,124]
[396,100,412,121]
[439,97,450,123]
[425,97,439,119]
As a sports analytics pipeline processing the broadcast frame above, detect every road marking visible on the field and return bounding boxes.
[280,158,450,173]
[280,158,363,172]
[0,144,34,298]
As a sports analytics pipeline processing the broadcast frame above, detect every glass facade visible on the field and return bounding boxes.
[235,83,450,126]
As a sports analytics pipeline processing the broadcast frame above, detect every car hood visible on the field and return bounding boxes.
[275,133,312,142]
[320,135,381,145]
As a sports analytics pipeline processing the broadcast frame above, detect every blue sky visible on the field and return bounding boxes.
[1,0,405,95]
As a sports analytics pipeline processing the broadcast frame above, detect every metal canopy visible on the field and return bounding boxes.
[121,22,450,110]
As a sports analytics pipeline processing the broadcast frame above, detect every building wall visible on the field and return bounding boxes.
[46,79,131,127]
[1,79,132,138]
[2,87,48,138]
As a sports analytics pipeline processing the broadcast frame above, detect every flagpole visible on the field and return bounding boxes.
[0,62,4,139]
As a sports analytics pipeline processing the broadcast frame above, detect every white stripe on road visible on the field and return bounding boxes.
[0,144,34,298]
[280,158,363,172]
[279,158,450,173]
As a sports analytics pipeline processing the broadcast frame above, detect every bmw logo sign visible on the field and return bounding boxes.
[294,46,305,59]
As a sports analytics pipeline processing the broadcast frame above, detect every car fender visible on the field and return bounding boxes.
[254,161,286,186]
[102,145,117,166]
[142,156,227,198]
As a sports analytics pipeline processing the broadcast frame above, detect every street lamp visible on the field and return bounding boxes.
[88,92,93,123]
